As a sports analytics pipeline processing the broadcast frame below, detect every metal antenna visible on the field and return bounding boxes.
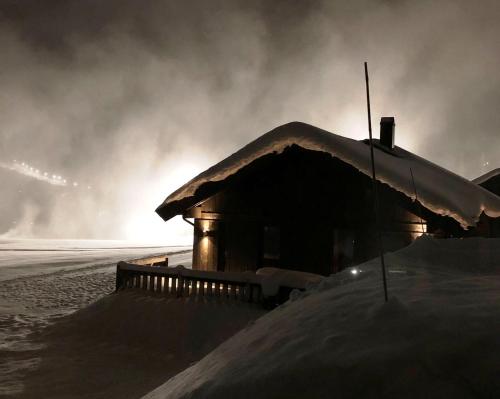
[364,62,388,303]
[409,167,426,235]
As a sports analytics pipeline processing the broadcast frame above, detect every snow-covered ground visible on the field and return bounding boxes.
[0,239,192,397]
[5,236,500,399]
[17,292,265,399]
[143,236,500,399]
[0,238,191,281]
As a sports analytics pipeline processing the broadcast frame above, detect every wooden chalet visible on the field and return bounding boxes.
[156,120,500,276]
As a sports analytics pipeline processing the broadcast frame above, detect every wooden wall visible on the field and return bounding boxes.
[192,219,222,271]
[188,145,441,275]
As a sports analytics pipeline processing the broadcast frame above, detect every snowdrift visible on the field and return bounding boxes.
[19,292,264,399]
[143,236,500,399]
[256,267,324,296]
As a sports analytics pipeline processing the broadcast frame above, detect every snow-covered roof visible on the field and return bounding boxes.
[472,168,500,185]
[156,121,500,228]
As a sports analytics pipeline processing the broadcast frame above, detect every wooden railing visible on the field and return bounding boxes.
[115,261,312,306]
[116,262,265,303]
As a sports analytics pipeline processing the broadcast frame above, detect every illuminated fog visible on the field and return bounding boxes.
[1,0,499,243]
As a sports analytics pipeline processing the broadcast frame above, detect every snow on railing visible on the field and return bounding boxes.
[115,262,312,306]
[126,255,169,267]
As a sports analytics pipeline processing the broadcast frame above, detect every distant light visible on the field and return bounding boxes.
[21,162,25,166]
[52,175,56,178]
[44,172,48,176]
[63,179,66,183]
[73,182,78,187]
[35,169,39,174]
[350,268,359,275]
[87,186,91,189]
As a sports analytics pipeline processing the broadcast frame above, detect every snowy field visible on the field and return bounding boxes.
[0,239,192,397]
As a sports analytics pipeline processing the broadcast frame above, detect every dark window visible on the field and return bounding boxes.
[263,225,280,261]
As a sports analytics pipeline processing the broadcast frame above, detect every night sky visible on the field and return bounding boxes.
[1,0,500,241]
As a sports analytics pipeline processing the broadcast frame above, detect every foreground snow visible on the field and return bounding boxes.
[18,292,264,399]
[143,236,500,399]
[0,239,191,396]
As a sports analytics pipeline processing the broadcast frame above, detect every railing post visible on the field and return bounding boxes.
[150,274,156,292]
[116,262,124,291]
[168,277,173,295]
[171,277,176,296]
[157,276,163,293]
[177,272,184,298]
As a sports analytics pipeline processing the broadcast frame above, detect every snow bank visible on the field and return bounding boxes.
[157,122,500,228]
[142,236,500,399]
[256,267,324,296]
[19,291,265,399]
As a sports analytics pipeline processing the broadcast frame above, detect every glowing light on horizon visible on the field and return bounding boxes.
[0,160,88,188]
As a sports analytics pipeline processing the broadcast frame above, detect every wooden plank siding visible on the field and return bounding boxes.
[192,219,221,271]
[186,145,461,276]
